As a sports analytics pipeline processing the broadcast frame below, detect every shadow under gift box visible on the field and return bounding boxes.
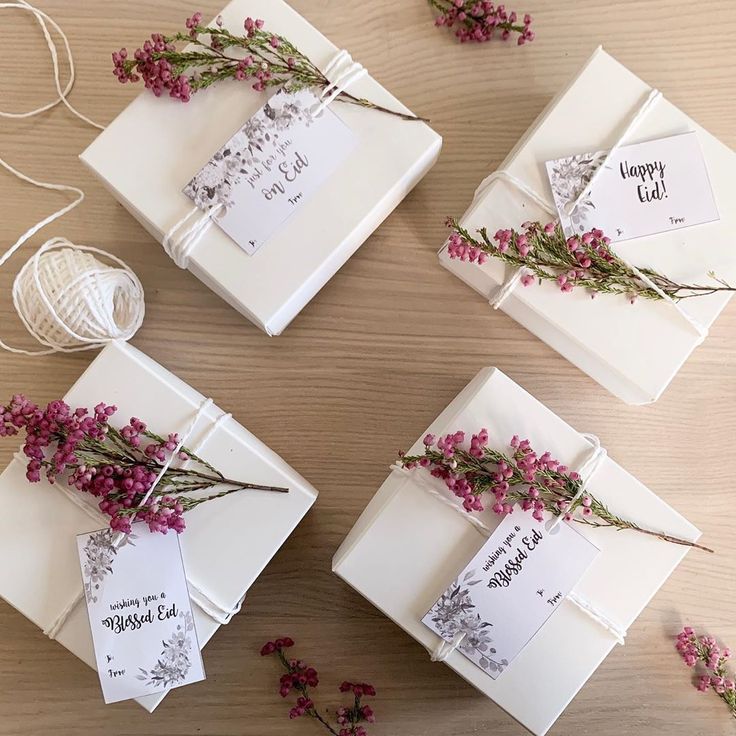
[333,367,700,736]
[440,47,736,405]
[0,341,317,712]
[80,0,442,336]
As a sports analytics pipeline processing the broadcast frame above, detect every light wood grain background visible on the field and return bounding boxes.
[1,1,735,734]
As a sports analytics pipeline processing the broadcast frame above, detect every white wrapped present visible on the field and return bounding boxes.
[0,340,317,711]
[440,47,736,404]
[333,366,700,735]
[81,0,442,335]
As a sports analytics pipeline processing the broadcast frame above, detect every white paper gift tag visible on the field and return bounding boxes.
[422,513,599,678]
[545,131,719,242]
[183,88,358,255]
[76,526,205,703]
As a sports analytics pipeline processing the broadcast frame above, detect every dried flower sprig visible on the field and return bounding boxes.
[676,627,736,717]
[0,395,287,535]
[400,430,712,552]
[447,219,736,303]
[112,12,421,121]
[428,1,534,44]
[261,638,376,736]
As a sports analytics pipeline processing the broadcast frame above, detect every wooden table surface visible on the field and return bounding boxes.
[1,1,735,734]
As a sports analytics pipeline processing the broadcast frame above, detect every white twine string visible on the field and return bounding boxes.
[390,432,627,663]
[40,401,244,639]
[163,49,366,269]
[312,49,368,117]
[162,203,225,270]
[0,0,104,128]
[562,90,661,217]
[471,91,708,341]
[0,3,147,355]
[546,432,607,533]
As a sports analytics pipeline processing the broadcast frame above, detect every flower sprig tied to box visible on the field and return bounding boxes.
[0,394,288,536]
[112,11,423,121]
[400,429,712,552]
[446,219,735,304]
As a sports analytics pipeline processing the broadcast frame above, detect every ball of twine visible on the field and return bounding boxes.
[7,237,145,354]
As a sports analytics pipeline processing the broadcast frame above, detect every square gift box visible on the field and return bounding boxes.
[81,0,442,336]
[439,47,736,404]
[0,340,318,711]
[333,367,700,735]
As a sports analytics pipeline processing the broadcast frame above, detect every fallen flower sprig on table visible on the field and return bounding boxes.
[0,395,288,535]
[112,12,422,120]
[400,430,713,552]
[676,627,736,717]
[261,638,376,736]
[446,218,735,302]
[428,1,534,44]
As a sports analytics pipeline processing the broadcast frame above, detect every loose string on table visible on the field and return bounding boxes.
[0,2,147,356]
[390,432,627,663]
[468,89,708,342]
[162,48,367,270]
[38,401,244,639]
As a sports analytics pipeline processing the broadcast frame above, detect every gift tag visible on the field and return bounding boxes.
[183,88,358,255]
[422,513,599,678]
[545,131,719,242]
[76,526,205,703]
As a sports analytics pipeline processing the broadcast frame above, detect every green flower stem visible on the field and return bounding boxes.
[275,649,340,736]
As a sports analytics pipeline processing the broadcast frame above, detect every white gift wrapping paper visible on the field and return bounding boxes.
[0,341,317,711]
[333,367,700,735]
[439,47,736,404]
[81,0,442,336]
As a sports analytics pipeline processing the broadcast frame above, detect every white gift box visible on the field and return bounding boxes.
[439,47,736,404]
[333,367,700,735]
[81,0,442,336]
[0,340,317,711]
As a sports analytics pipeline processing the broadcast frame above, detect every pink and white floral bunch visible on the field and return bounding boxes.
[1,395,287,535]
[112,12,420,120]
[400,429,712,551]
[446,218,735,302]
[261,638,377,736]
[428,1,534,44]
[676,627,736,717]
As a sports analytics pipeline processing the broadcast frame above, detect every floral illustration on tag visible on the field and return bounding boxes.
[81,529,136,604]
[136,611,195,688]
[547,151,607,231]
[183,91,315,213]
[427,570,509,674]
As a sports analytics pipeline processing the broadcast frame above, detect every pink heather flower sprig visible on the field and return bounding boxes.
[447,218,735,303]
[676,627,736,718]
[0,395,288,536]
[112,12,422,121]
[429,1,534,44]
[261,638,376,736]
[400,430,713,552]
